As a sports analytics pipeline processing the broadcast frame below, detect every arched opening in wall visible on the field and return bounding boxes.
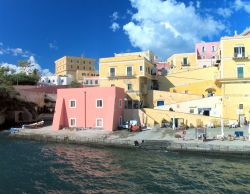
[205,86,216,97]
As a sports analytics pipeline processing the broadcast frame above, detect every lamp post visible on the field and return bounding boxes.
[221,87,224,137]
[84,91,86,128]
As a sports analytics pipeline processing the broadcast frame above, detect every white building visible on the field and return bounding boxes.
[40,75,73,86]
[156,96,222,117]
[82,76,99,86]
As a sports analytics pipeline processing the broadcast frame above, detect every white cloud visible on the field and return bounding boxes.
[0,56,53,76]
[49,41,58,50]
[123,0,225,58]
[110,22,120,32]
[111,11,119,21]
[234,0,250,13]
[217,7,233,18]
[0,43,31,57]
[196,1,200,9]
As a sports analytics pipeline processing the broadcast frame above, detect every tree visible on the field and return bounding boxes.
[70,81,81,88]
[18,60,33,73]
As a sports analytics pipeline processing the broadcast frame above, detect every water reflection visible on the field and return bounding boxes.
[1,133,250,194]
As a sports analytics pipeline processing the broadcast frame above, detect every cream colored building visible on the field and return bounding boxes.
[99,51,158,108]
[217,33,250,123]
[55,56,97,82]
[167,53,196,71]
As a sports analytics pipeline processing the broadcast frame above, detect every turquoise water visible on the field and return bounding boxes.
[0,132,250,193]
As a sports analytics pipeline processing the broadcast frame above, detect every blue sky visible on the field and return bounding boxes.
[0,0,250,75]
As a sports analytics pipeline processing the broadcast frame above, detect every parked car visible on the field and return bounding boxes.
[119,120,141,132]
[228,121,238,128]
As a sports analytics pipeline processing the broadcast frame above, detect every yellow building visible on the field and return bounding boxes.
[217,33,250,123]
[99,51,158,108]
[167,52,196,71]
[158,66,221,96]
[55,56,97,83]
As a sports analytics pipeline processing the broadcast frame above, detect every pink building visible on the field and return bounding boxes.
[195,42,220,67]
[196,42,220,60]
[155,62,170,75]
[52,87,125,131]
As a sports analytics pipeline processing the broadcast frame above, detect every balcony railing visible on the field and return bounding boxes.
[233,53,249,60]
[181,62,190,66]
[108,75,136,79]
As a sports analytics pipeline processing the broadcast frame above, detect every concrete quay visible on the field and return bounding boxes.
[10,126,250,156]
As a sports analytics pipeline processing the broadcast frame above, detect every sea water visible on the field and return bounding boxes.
[0,132,250,193]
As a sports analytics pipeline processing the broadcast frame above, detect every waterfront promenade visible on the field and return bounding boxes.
[10,126,250,156]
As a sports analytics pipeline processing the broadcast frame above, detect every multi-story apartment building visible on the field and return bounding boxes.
[55,56,97,83]
[167,53,196,70]
[217,32,250,124]
[99,51,158,108]
[196,41,220,68]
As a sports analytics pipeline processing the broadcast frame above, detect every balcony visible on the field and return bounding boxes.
[181,62,190,66]
[108,75,136,80]
[233,53,249,60]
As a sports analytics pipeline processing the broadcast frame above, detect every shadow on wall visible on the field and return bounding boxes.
[145,76,174,108]
[158,76,175,91]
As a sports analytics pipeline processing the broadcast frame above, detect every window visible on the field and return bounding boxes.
[96,118,103,127]
[83,61,85,64]
[237,66,244,78]
[77,66,79,69]
[239,104,243,109]
[126,66,133,76]
[119,99,122,108]
[90,80,93,85]
[89,61,91,64]
[95,80,98,85]
[71,65,73,69]
[82,73,86,76]
[89,67,91,70]
[69,100,76,108]
[77,60,79,63]
[202,46,205,53]
[234,46,245,58]
[157,100,164,106]
[139,65,143,71]
[148,67,150,74]
[119,116,122,126]
[110,67,115,77]
[83,66,85,70]
[96,99,103,108]
[127,84,132,91]
[69,118,76,127]
[86,80,89,84]
[190,109,194,114]
[212,46,215,52]
[183,57,188,66]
